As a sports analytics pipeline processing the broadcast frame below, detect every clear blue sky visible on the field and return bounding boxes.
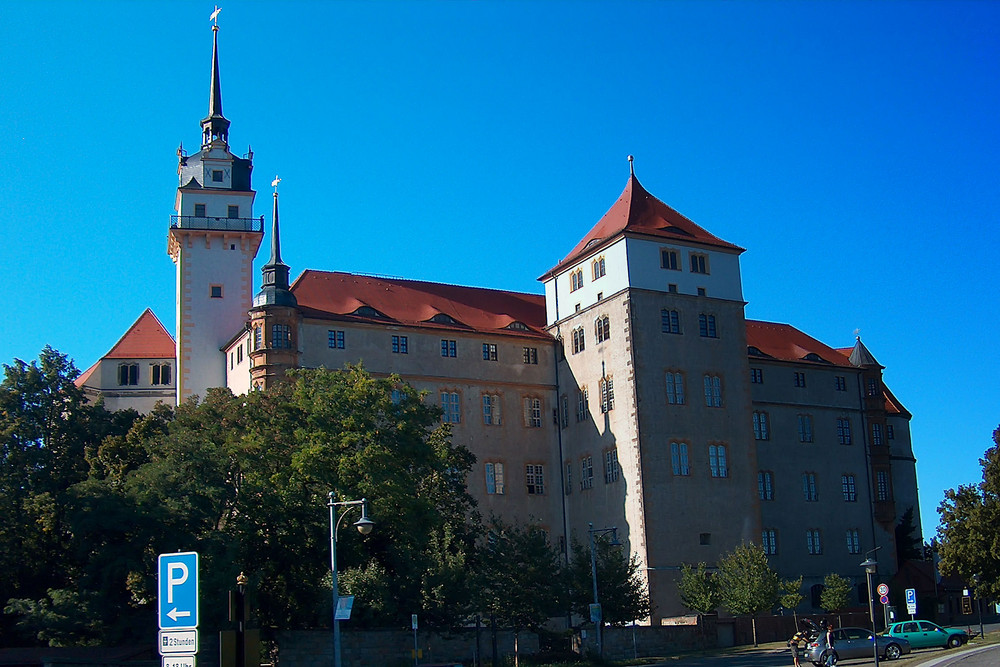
[2,1,997,538]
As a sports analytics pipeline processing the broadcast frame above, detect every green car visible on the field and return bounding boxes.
[885,620,968,649]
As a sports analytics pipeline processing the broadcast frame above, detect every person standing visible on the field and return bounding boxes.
[788,626,810,667]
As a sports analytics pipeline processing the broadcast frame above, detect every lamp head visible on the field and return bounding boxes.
[354,498,374,535]
[860,557,878,574]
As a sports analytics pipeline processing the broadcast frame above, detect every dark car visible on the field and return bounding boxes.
[886,620,968,649]
[805,626,912,664]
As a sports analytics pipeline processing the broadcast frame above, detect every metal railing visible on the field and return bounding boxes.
[169,215,264,232]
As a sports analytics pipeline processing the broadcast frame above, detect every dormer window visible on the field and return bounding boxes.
[353,306,387,319]
[429,313,460,325]
[506,321,529,331]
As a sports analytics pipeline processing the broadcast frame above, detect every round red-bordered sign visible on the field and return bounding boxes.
[877,583,889,596]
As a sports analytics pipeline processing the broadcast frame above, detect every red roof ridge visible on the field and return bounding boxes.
[102,309,176,360]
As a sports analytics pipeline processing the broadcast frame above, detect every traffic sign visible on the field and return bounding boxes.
[163,656,196,667]
[158,552,199,630]
[158,629,198,654]
[880,594,889,605]
[877,583,889,596]
[905,588,916,604]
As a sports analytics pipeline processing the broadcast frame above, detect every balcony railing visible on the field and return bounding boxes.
[170,215,264,232]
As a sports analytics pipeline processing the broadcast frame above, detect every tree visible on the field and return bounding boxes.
[779,576,805,628]
[895,506,923,564]
[566,537,651,626]
[937,425,1000,599]
[716,543,779,647]
[677,562,720,617]
[820,574,852,616]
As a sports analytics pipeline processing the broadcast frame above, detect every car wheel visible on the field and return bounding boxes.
[948,635,962,648]
[885,643,902,660]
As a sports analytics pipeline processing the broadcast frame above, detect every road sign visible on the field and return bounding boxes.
[877,583,889,596]
[158,552,199,630]
[880,594,889,605]
[905,588,917,615]
[163,656,196,667]
[335,595,355,620]
[158,629,198,654]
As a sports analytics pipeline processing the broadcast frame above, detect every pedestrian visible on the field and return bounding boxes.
[788,626,810,667]
[822,621,837,666]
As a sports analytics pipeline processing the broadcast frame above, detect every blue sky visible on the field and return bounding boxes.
[1,1,997,538]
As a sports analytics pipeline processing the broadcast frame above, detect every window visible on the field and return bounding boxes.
[699,533,711,546]
[576,387,589,422]
[230,351,235,370]
[670,442,690,476]
[525,464,545,494]
[482,343,497,361]
[253,326,262,350]
[887,424,895,440]
[570,268,584,292]
[798,414,814,442]
[600,376,614,413]
[210,285,223,298]
[661,309,681,334]
[794,372,807,387]
[485,462,505,495]
[697,287,707,297]
[560,395,569,428]
[522,347,538,364]
[665,371,685,405]
[867,378,878,397]
[272,324,291,349]
[237,346,242,363]
[835,375,847,391]
[668,283,678,293]
[118,363,139,386]
[523,397,542,427]
[758,471,774,500]
[564,461,572,495]
[328,330,345,349]
[391,389,403,404]
[877,470,890,501]
[703,375,722,407]
[661,248,679,270]
[803,473,818,501]
[441,340,457,357]
[872,423,883,446]
[227,205,239,218]
[807,529,823,555]
[842,474,857,502]
[690,253,709,274]
[571,327,586,354]
[699,314,717,338]
[753,411,769,440]
[750,368,763,384]
[151,363,171,385]
[194,203,206,217]
[837,418,852,445]
[709,444,728,478]
[595,316,610,343]
[592,256,606,280]
[581,456,594,489]
[212,169,224,182]
[441,392,460,424]
[762,529,777,555]
[846,529,861,554]
[604,449,620,484]
[390,335,407,354]
[482,394,501,425]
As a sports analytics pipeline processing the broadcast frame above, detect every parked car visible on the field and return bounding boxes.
[885,620,969,649]
[805,626,912,664]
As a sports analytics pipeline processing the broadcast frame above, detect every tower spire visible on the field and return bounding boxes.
[253,177,296,308]
[201,20,230,147]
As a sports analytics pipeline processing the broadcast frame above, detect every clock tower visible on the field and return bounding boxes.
[168,22,263,403]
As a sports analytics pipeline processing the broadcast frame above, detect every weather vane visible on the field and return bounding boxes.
[271,176,281,193]
[210,6,222,26]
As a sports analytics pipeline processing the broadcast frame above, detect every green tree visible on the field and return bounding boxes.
[895,507,923,564]
[677,562,720,616]
[566,537,651,626]
[716,543,779,646]
[820,573,852,614]
[937,425,1000,599]
[779,576,805,628]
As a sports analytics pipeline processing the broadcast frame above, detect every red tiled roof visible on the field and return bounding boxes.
[540,174,743,279]
[75,360,99,388]
[103,309,176,359]
[291,270,550,338]
[745,320,854,367]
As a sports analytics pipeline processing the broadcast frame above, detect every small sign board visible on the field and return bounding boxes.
[334,595,354,621]
[905,588,917,615]
[159,629,198,654]
[163,656,196,667]
[158,552,199,630]
[411,613,418,630]
[877,583,889,597]
[589,603,602,623]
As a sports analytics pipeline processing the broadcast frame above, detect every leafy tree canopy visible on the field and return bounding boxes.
[819,574,852,613]
[677,562,719,616]
[566,535,651,626]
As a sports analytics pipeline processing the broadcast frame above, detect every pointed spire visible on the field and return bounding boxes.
[269,177,283,265]
[848,336,883,368]
[253,177,297,308]
[201,23,231,147]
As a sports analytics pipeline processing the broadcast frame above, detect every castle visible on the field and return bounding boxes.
[77,23,921,621]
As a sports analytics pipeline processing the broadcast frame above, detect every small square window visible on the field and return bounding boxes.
[697,287,707,297]
[210,285,223,298]
[212,170,224,182]
[194,204,206,217]
[699,532,711,546]
[668,284,678,293]
[228,205,239,219]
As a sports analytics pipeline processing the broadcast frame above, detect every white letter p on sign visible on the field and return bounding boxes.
[166,562,188,603]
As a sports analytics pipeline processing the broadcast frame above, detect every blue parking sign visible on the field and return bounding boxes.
[905,588,916,605]
[158,552,199,629]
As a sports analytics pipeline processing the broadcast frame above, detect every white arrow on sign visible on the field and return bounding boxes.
[167,608,191,622]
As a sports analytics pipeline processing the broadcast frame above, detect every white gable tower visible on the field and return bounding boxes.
[168,21,263,404]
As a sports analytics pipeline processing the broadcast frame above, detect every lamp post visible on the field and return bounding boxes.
[587,523,621,659]
[329,493,374,667]
[860,553,879,667]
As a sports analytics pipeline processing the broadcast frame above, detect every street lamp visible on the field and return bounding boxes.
[860,552,879,667]
[329,493,374,667]
[588,523,621,659]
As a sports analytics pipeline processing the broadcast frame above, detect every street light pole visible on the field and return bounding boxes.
[861,552,880,667]
[587,523,620,659]
[329,494,375,667]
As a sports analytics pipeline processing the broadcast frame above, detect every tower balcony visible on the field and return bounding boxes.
[170,215,264,233]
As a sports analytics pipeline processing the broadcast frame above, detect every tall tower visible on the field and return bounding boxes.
[168,22,263,403]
